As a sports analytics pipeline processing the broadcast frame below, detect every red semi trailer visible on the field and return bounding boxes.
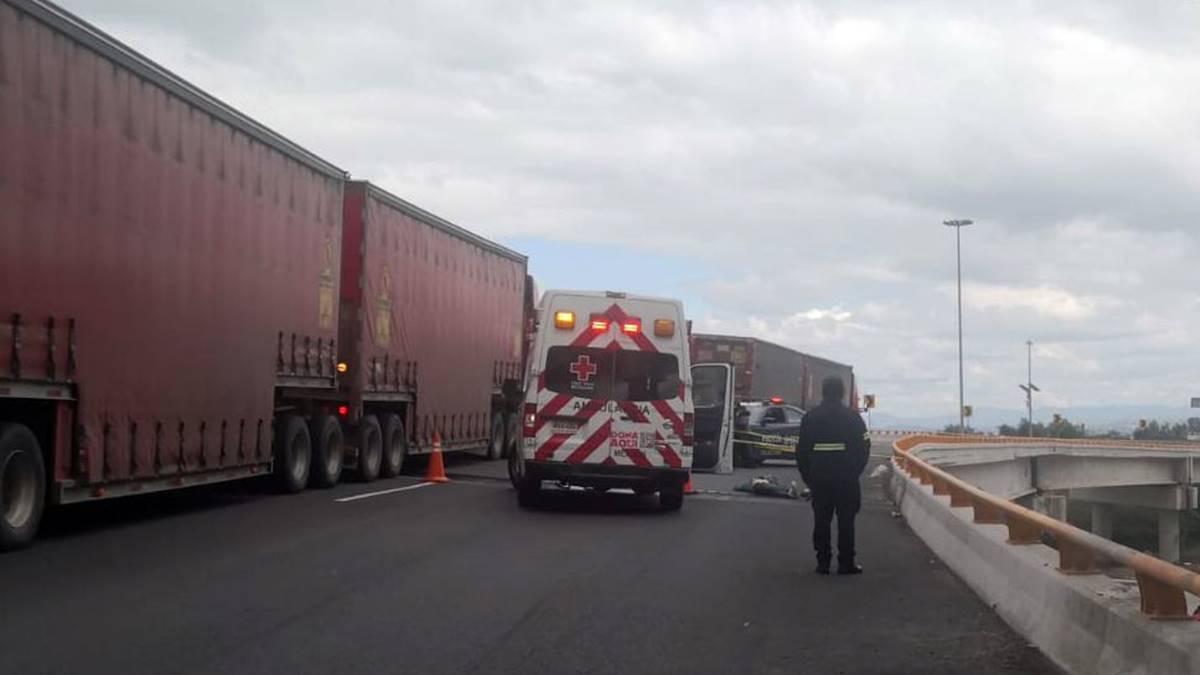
[337,181,531,478]
[0,0,532,550]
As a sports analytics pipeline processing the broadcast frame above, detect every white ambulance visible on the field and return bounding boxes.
[509,290,693,510]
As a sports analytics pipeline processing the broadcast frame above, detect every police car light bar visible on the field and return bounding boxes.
[770,396,784,404]
[554,311,575,329]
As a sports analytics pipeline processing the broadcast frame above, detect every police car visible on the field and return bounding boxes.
[733,398,805,467]
[509,290,693,510]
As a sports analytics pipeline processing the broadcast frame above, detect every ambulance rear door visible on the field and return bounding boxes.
[690,363,734,474]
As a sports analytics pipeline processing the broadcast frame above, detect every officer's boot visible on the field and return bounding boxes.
[816,554,831,575]
[837,557,863,575]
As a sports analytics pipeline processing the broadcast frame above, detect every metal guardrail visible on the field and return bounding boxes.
[893,434,1200,620]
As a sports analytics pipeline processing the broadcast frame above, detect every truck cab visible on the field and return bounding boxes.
[509,290,693,510]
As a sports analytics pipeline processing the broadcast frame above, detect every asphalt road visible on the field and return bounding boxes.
[0,456,1056,675]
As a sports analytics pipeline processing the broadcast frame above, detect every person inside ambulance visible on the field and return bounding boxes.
[794,376,871,575]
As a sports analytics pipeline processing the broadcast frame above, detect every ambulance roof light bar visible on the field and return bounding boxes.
[621,318,641,334]
[590,314,610,331]
[554,311,575,330]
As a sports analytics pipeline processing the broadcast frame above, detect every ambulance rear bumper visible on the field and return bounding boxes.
[525,461,689,491]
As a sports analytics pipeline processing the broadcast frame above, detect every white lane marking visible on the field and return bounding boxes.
[336,481,437,503]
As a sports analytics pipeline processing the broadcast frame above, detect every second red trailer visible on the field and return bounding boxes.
[339,181,531,470]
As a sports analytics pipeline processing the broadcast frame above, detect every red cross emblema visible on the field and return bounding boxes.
[569,355,598,382]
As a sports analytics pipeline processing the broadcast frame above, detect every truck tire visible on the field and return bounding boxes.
[308,415,344,489]
[273,415,311,494]
[486,411,505,460]
[0,424,46,551]
[659,486,684,512]
[379,414,407,478]
[355,415,383,483]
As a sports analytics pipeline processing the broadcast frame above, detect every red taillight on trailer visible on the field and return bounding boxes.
[523,402,538,438]
[683,412,694,447]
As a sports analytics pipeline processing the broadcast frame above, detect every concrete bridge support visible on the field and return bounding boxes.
[1158,510,1182,563]
[1089,503,1113,540]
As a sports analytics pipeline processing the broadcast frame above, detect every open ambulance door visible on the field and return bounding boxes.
[690,363,734,474]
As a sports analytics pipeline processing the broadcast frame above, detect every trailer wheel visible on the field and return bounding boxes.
[486,412,505,460]
[0,424,45,551]
[355,415,383,483]
[659,487,684,512]
[379,415,407,478]
[273,415,311,494]
[308,415,344,489]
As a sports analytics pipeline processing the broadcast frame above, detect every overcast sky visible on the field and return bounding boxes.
[62,0,1200,420]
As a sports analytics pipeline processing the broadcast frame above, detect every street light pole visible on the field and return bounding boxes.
[1019,340,1040,438]
[944,219,973,432]
[1027,341,1033,436]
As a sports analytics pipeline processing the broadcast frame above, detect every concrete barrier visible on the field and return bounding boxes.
[890,463,1200,675]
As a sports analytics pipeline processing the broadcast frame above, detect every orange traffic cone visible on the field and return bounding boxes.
[683,473,695,494]
[425,432,450,483]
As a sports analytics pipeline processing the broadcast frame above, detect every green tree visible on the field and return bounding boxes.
[998,417,1084,439]
[1133,420,1189,441]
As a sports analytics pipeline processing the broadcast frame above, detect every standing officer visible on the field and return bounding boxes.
[795,376,870,575]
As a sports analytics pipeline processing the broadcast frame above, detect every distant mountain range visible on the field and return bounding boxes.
[868,405,1199,433]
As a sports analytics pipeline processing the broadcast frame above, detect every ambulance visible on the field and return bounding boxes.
[509,291,694,510]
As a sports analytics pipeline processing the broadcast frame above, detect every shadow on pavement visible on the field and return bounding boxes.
[522,487,673,516]
[36,478,274,541]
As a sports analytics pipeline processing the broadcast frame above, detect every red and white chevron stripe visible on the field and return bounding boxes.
[527,303,690,469]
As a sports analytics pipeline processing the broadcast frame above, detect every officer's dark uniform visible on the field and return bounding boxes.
[795,377,870,574]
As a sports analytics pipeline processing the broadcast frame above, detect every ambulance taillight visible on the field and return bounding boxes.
[523,402,538,438]
[683,412,694,447]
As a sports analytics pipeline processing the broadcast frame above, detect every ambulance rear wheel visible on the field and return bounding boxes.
[507,438,525,488]
[380,415,407,478]
[659,487,684,512]
[486,412,505,460]
[503,412,520,459]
